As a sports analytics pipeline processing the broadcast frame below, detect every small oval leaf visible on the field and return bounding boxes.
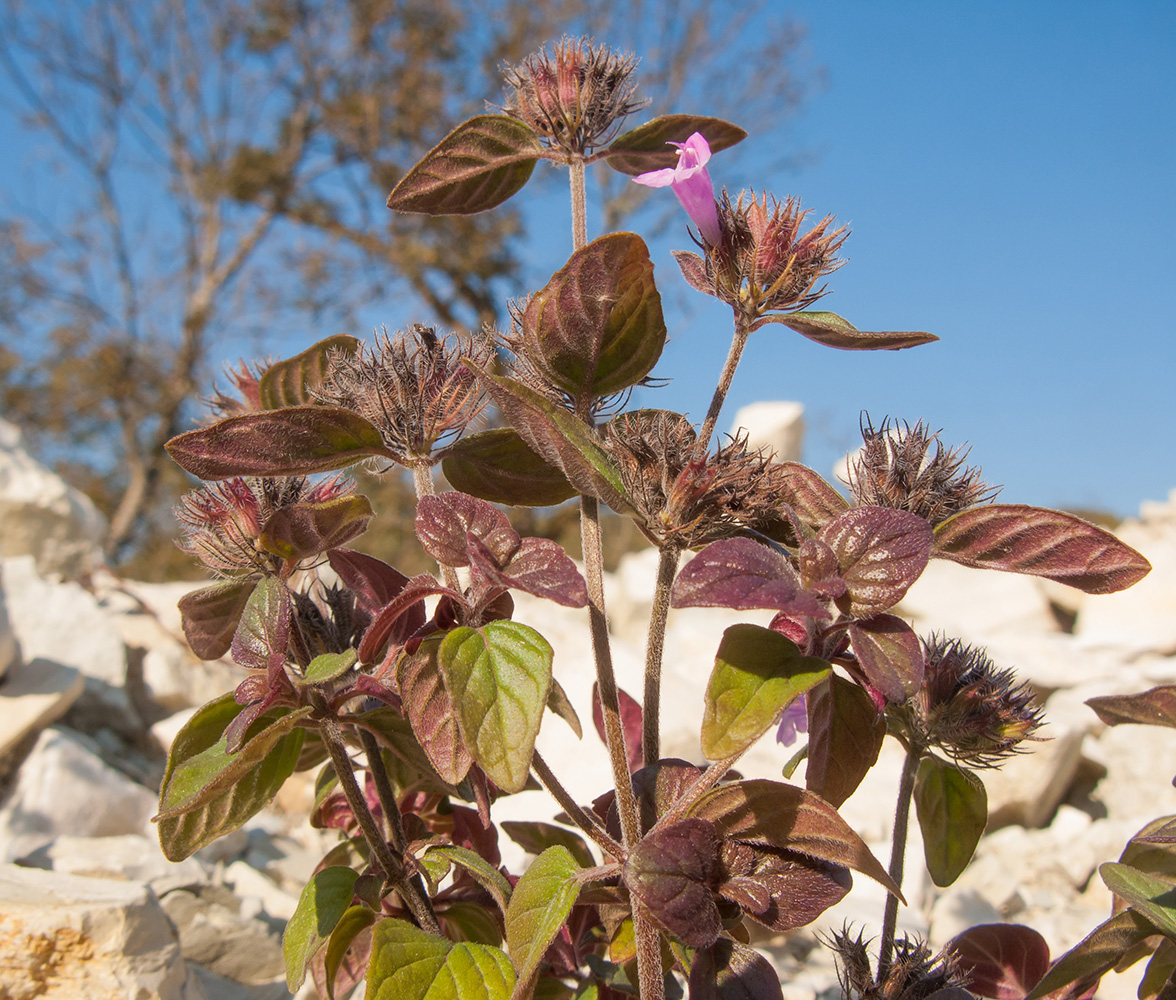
[819,506,933,616]
[506,846,582,991]
[848,615,925,703]
[915,756,987,887]
[1088,687,1176,729]
[397,635,473,787]
[283,866,360,990]
[603,114,747,175]
[762,310,938,351]
[442,428,577,507]
[259,496,374,564]
[178,577,259,660]
[805,675,886,808]
[948,923,1051,1000]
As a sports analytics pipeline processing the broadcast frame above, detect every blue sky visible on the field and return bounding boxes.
[604,2,1176,518]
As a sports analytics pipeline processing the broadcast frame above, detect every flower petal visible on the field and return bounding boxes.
[632,166,678,188]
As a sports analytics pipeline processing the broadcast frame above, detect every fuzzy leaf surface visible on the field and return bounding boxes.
[948,924,1051,1000]
[762,310,938,351]
[671,537,828,617]
[819,506,932,616]
[230,576,291,673]
[1088,687,1176,729]
[592,682,643,774]
[439,622,553,793]
[387,115,542,215]
[322,906,376,1000]
[259,334,359,409]
[774,463,850,530]
[933,505,1151,594]
[672,250,711,294]
[522,233,666,400]
[1026,910,1156,1000]
[358,575,446,665]
[469,535,588,608]
[506,846,582,993]
[915,756,987,886]
[701,624,830,760]
[684,779,902,899]
[603,115,747,174]
[688,939,784,1000]
[416,492,520,568]
[283,866,360,990]
[166,406,389,479]
[1101,863,1176,939]
[442,429,577,507]
[327,549,412,616]
[805,675,886,808]
[179,578,259,660]
[355,706,456,796]
[259,497,374,563]
[397,635,473,786]
[299,650,357,687]
[545,678,582,738]
[501,822,595,869]
[464,362,631,512]
[848,614,925,703]
[623,819,723,948]
[365,918,515,1000]
[426,845,513,914]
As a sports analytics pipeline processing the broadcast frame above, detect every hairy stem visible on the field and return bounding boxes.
[321,717,440,934]
[411,460,461,592]
[358,728,407,854]
[570,158,588,251]
[532,751,625,860]
[878,745,920,975]
[698,314,752,447]
[641,544,681,768]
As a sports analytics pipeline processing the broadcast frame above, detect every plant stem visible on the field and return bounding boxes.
[532,751,625,859]
[411,460,461,592]
[358,728,407,854]
[697,314,752,448]
[641,544,681,768]
[321,716,440,934]
[878,745,920,976]
[570,158,587,250]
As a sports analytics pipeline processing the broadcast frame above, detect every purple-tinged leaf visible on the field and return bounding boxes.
[672,250,711,295]
[259,334,358,410]
[178,577,259,660]
[701,624,831,760]
[501,822,595,869]
[688,939,784,1000]
[522,233,666,401]
[463,361,632,513]
[546,677,582,738]
[848,614,925,703]
[773,463,850,530]
[671,537,829,617]
[230,576,291,675]
[505,845,582,993]
[441,428,577,507]
[415,492,520,568]
[166,406,390,480]
[948,924,1052,1000]
[819,506,933,616]
[469,535,588,608]
[684,778,902,900]
[424,844,513,915]
[387,114,543,215]
[397,635,473,787]
[327,548,412,617]
[759,310,938,351]
[352,705,457,797]
[356,575,445,665]
[805,675,886,808]
[1088,687,1176,729]
[623,819,723,948]
[933,504,1151,594]
[592,682,643,775]
[438,622,553,793]
[258,496,374,564]
[1026,910,1156,1000]
[603,114,747,175]
[915,757,988,887]
[798,538,847,599]
[283,866,360,991]
[719,840,851,932]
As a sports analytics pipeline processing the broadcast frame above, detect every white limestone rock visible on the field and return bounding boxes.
[0,657,83,759]
[0,418,106,578]
[21,833,206,886]
[729,401,805,462]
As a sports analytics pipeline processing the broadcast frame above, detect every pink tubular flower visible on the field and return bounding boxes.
[632,132,722,246]
[775,695,809,747]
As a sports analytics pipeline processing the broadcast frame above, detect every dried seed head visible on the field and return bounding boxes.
[606,410,785,547]
[175,475,353,577]
[829,928,970,1000]
[849,418,998,527]
[313,325,493,463]
[707,190,848,318]
[500,36,648,155]
[896,634,1044,767]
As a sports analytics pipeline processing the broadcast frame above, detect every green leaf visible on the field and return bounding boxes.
[506,846,582,995]
[438,622,554,794]
[760,310,938,351]
[933,504,1151,594]
[463,362,631,514]
[298,649,358,686]
[166,405,390,479]
[177,577,259,660]
[424,845,513,915]
[156,698,311,860]
[805,675,885,809]
[442,428,577,507]
[322,905,377,1000]
[387,115,543,215]
[258,496,374,563]
[283,866,360,990]
[546,677,582,738]
[521,233,666,402]
[365,918,515,1000]
[603,114,747,175]
[259,334,359,409]
[1101,863,1176,940]
[914,756,987,887]
[700,624,830,760]
[1138,940,1176,1000]
[397,635,474,787]
[1026,910,1157,1000]
[501,822,595,869]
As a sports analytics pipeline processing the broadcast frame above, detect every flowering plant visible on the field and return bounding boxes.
[157,36,1156,1000]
